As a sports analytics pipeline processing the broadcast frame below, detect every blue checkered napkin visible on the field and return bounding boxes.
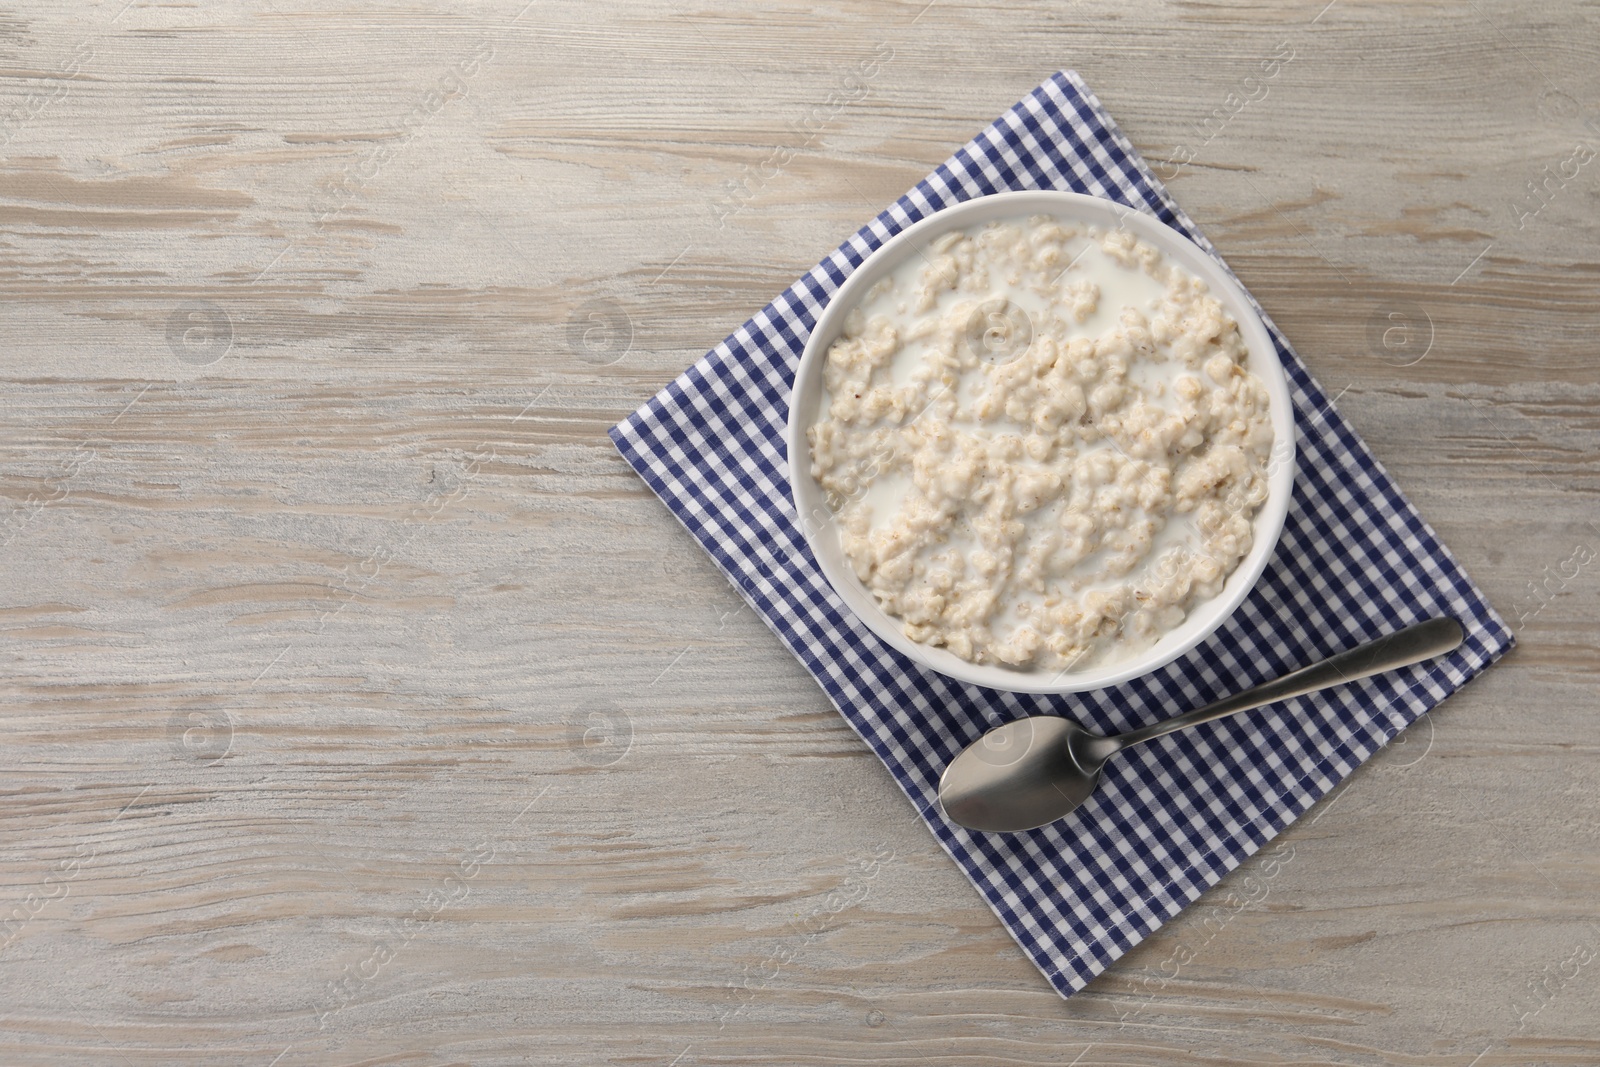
[610,70,1514,997]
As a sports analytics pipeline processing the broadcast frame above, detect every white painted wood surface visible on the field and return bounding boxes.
[2,1,1598,1063]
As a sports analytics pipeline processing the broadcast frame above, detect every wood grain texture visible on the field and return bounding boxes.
[2,0,1598,1063]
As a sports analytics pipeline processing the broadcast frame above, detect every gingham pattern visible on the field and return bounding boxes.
[610,70,1513,997]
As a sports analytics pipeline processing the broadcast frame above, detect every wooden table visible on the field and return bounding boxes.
[3,1,1597,1063]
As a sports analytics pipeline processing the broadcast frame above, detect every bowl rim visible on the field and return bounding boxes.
[786,190,1296,695]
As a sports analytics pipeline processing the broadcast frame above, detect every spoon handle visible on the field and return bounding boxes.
[1111,617,1465,753]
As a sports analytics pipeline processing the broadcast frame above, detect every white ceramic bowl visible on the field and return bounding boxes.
[786,190,1295,694]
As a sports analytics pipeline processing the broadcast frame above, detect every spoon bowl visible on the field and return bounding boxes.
[938,716,1112,833]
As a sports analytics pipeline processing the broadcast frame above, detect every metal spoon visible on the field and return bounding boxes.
[938,617,1464,833]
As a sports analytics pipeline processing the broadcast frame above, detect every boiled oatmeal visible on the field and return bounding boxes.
[806,215,1275,672]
